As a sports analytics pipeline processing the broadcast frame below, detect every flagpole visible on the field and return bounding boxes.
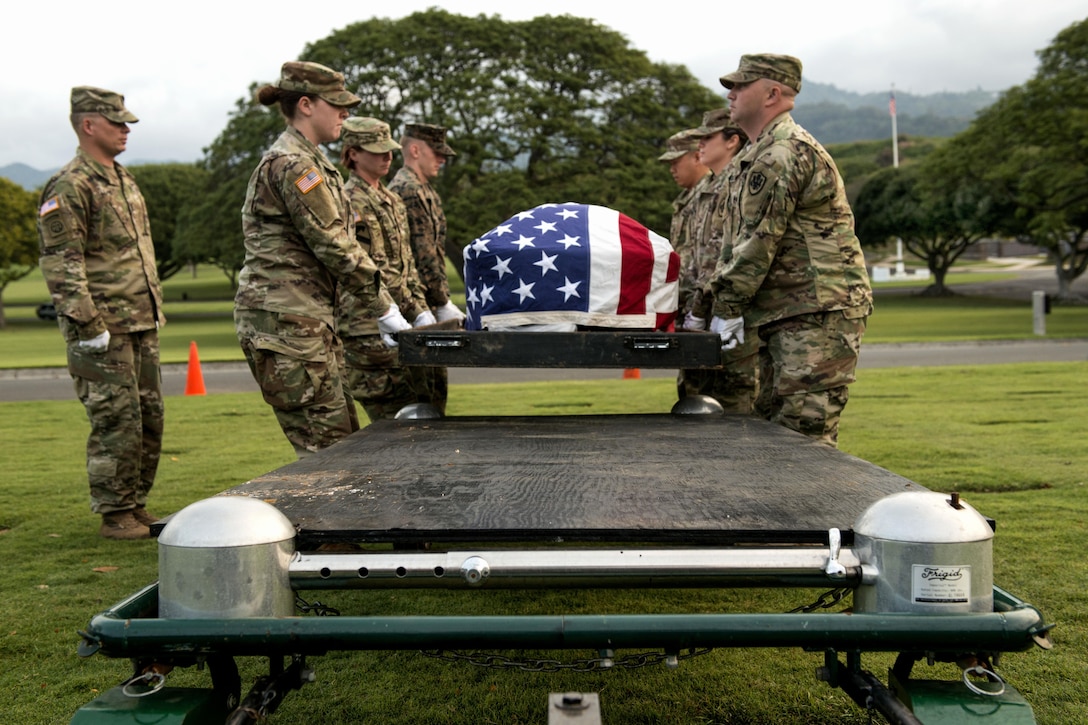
[890,83,899,169]
[890,84,904,274]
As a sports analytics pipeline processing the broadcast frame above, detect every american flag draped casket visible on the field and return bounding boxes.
[463,203,679,331]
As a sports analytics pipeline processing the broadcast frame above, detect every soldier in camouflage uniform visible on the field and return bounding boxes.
[659,128,709,315]
[236,61,405,457]
[707,54,873,446]
[336,117,437,421]
[37,86,165,539]
[388,123,466,413]
[677,109,755,413]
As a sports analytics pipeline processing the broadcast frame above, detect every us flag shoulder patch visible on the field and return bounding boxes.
[294,168,323,194]
[39,196,60,217]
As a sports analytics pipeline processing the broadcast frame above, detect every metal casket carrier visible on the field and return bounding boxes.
[72,331,1053,725]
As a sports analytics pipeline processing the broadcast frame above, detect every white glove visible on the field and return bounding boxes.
[377,305,412,347]
[681,312,705,332]
[413,310,437,327]
[434,300,466,323]
[710,315,745,350]
[78,330,111,353]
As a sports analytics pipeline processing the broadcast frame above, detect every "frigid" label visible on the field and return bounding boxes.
[912,565,971,604]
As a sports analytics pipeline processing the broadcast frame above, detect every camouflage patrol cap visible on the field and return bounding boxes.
[692,108,741,137]
[404,123,457,157]
[272,61,361,108]
[657,128,702,162]
[719,54,803,93]
[342,117,401,153]
[70,86,138,123]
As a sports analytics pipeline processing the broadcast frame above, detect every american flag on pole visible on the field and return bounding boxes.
[463,203,679,331]
[889,89,897,117]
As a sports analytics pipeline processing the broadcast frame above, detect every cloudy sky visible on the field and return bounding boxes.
[4,1,1083,170]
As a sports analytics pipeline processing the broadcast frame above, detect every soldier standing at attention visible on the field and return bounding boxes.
[235,61,407,457]
[707,54,873,446]
[679,109,754,413]
[659,127,709,315]
[37,86,165,539]
[337,117,437,421]
[388,123,466,414]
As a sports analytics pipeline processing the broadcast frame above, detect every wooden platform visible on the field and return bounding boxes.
[224,414,922,548]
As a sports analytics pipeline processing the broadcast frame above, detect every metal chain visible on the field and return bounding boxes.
[295,594,340,616]
[788,587,851,613]
[419,648,713,672]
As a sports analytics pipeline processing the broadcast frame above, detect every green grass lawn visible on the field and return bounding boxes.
[2,262,1086,723]
[2,364,1086,724]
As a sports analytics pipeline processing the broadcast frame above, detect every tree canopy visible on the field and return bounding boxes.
[172,95,282,288]
[182,9,723,286]
[0,176,39,327]
[129,163,210,281]
[969,17,1088,299]
[857,16,1088,300]
[854,162,998,295]
[166,11,1087,303]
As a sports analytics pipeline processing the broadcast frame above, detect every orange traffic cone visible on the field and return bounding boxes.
[622,368,641,380]
[185,341,206,396]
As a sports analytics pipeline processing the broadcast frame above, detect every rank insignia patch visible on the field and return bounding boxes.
[748,171,766,196]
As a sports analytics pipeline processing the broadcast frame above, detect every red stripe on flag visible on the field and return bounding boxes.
[616,212,653,315]
[655,249,680,330]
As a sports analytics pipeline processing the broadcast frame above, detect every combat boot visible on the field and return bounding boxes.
[132,506,160,526]
[100,510,151,540]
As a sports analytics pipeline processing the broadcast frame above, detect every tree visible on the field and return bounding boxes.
[193,9,723,286]
[854,161,996,296]
[129,163,210,281]
[0,177,38,328]
[940,18,1088,301]
[174,93,285,288]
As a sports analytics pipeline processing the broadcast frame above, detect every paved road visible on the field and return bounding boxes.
[2,338,1085,402]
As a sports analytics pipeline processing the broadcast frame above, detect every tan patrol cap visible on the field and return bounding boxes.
[692,107,742,137]
[262,61,362,108]
[719,54,803,93]
[343,117,401,153]
[404,123,456,157]
[70,86,138,123]
[658,128,702,162]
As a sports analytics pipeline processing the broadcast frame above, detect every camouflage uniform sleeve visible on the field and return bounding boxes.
[357,196,429,321]
[401,188,450,309]
[383,187,427,320]
[352,205,383,266]
[37,176,107,339]
[401,245,430,320]
[709,143,801,319]
[275,156,393,317]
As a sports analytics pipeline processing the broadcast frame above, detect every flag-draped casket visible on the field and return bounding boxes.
[463,203,679,331]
